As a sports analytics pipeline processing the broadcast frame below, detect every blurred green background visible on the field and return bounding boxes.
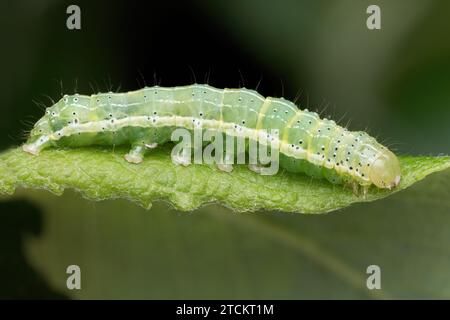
[0,0,449,299]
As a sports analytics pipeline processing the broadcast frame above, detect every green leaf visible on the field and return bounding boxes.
[4,167,450,298]
[0,146,448,213]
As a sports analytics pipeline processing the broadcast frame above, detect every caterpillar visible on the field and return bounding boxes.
[22,84,401,191]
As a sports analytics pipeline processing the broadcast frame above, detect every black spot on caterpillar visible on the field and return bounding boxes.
[23,84,401,189]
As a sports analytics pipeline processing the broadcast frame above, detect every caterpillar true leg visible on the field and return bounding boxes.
[351,182,369,198]
[362,185,369,198]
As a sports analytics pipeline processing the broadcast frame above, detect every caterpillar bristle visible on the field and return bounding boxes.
[73,78,78,94]
[187,65,197,85]
[278,78,284,98]
[40,94,56,106]
[32,99,47,111]
[254,75,263,92]
[88,81,96,95]
[137,69,147,88]
[237,69,246,89]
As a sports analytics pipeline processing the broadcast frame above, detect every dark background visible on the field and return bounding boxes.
[0,0,449,299]
[0,0,284,150]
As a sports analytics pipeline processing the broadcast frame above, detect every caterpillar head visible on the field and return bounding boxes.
[369,150,401,189]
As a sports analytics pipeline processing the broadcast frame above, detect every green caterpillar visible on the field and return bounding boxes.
[23,84,401,190]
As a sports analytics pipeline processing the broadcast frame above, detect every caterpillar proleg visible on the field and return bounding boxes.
[23,84,401,190]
